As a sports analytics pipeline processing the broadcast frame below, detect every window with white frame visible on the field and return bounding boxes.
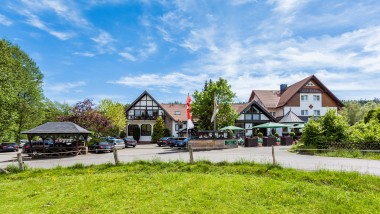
[313,95,320,101]
[301,110,309,116]
[314,110,320,116]
[306,81,315,86]
[301,95,308,101]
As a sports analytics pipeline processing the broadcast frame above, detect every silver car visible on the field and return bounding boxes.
[108,139,126,150]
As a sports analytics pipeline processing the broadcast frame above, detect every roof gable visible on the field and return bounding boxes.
[232,100,276,121]
[277,75,344,107]
[126,90,175,120]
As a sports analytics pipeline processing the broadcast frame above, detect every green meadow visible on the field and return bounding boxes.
[1,160,380,213]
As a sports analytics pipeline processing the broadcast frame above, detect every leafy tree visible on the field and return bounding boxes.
[98,99,127,134]
[0,39,44,142]
[320,109,349,143]
[349,120,380,143]
[59,99,115,137]
[363,107,380,123]
[42,99,72,123]
[192,78,238,130]
[301,118,324,147]
[151,116,165,144]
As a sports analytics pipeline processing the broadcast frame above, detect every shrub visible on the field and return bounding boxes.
[119,130,126,138]
[290,132,295,137]
[88,138,101,146]
[257,132,263,138]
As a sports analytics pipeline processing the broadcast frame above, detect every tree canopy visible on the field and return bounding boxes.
[98,99,127,135]
[0,39,45,142]
[191,78,238,130]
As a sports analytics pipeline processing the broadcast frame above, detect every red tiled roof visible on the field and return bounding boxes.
[160,104,188,121]
[251,90,280,108]
[250,75,344,108]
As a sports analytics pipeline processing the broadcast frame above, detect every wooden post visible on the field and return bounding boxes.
[113,147,119,165]
[272,145,276,165]
[189,144,194,164]
[17,153,24,171]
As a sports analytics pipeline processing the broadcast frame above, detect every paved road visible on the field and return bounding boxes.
[1,145,380,176]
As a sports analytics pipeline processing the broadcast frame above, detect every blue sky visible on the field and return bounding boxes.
[1,0,380,104]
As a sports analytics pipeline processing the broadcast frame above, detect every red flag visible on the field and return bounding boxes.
[186,95,191,120]
[186,95,194,129]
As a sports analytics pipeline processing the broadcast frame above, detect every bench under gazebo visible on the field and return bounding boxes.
[21,122,91,157]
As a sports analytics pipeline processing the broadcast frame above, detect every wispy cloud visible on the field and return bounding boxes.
[111,72,209,94]
[268,0,309,14]
[23,12,74,40]
[73,52,95,57]
[0,14,12,26]
[45,81,86,94]
[91,31,116,53]
[119,51,137,61]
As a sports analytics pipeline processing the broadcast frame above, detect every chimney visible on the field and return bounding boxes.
[280,84,287,94]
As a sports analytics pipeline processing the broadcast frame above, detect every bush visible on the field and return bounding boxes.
[88,138,101,146]
[119,130,126,138]
[257,132,263,138]
[290,132,295,137]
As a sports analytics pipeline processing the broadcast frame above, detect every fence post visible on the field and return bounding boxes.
[113,147,119,165]
[272,145,276,165]
[17,153,24,171]
[189,144,194,164]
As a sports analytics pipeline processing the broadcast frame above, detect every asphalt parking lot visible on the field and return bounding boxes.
[1,144,380,176]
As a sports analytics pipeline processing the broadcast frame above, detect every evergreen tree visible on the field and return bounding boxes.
[152,116,165,144]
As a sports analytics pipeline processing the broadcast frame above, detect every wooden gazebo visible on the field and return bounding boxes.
[21,122,91,157]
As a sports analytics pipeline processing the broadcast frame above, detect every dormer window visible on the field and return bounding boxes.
[306,81,315,86]
[175,111,181,115]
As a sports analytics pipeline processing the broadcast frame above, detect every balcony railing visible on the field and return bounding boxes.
[128,115,165,121]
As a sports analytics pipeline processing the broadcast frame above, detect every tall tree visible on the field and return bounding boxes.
[59,99,114,137]
[151,116,165,144]
[98,99,127,135]
[192,78,238,130]
[0,39,44,142]
[42,99,72,123]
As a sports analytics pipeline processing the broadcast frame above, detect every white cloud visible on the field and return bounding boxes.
[91,31,116,53]
[0,14,12,26]
[267,0,309,14]
[46,81,86,94]
[24,12,74,40]
[112,72,209,95]
[119,52,137,61]
[73,52,95,57]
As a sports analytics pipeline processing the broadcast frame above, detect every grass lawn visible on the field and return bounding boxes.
[1,160,380,213]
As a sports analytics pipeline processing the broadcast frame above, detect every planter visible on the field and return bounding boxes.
[263,137,276,147]
[281,137,293,146]
[244,138,258,147]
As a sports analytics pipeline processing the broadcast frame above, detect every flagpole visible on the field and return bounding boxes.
[214,93,217,132]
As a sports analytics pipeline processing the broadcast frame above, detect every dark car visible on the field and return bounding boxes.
[22,140,53,153]
[169,137,187,147]
[173,137,191,148]
[88,142,113,153]
[122,137,137,148]
[0,142,19,152]
[157,137,171,147]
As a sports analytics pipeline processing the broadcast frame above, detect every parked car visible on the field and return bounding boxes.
[122,137,137,148]
[0,142,19,152]
[22,140,54,153]
[88,142,113,153]
[166,137,178,147]
[19,140,28,148]
[157,137,171,147]
[108,139,126,150]
[173,137,191,148]
[169,137,187,147]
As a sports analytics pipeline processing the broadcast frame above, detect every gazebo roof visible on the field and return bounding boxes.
[21,122,91,135]
[279,110,304,123]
